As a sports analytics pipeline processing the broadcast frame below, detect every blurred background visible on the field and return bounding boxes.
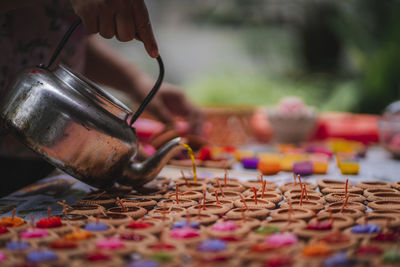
[106,0,400,114]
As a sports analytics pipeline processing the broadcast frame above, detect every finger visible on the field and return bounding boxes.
[132,0,158,58]
[115,11,135,41]
[99,7,116,39]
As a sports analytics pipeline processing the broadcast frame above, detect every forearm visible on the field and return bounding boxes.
[83,35,153,101]
[0,0,46,12]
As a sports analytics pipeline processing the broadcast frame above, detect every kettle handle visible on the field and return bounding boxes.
[128,55,164,126]
[46,19,82,69]
[46,19,165,127]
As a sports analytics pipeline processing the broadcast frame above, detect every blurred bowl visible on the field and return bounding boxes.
[378,119,400,158]
[378,100,400,159]
[267,114,317,144]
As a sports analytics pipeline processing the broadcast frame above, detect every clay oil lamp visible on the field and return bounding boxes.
[327,201,366,211]
[0,251,8,265]
[206,220,250,239]
[177,212,218,225]
[261,257,294,267]
[312,232,357,252]
[367,192,400,202]
[75,192,115,208]
[248,224,281,240]
[209,179,246,193]
[318,207,364,219]
[242,176,277,191]
[127,259,179,267]
[91,236,134,256]
[344,221,382,239]
[369,200,400,210]
[66,204,105,216]
[284,188,322,198]
[137,242,184,261]
[0,225,15,244]
[188,203,230,216]
[88,212,131,227]
[176,180,208,192]
[321,186,363,194]
[369,209,400,218]
[64,227,94,242]
[20,217,57,245]
[207,190,241,201]
[243,233,301,261]
[356,181,391,190]
[36,208,72,234]
[365,231,400,250]
[82,219,115,236]
[301,241,332,259]
[325,193,366,203]
[148,206,186,219]
[364,188,399,198]
[381,249,400,265]
[177,171,208,184]
[118,231,157,247]
[270,208,314,220]
[287,194,325,204]
[322,252,358,267]
[226,207,269,220]
[279,174,316,192]
[263,218,307,232]
[205,199,234,209]
[118,197,157,210]
[166,190,203,201]
[0,209,28,232]
[121,218,163,235]
[4,240,33,256]
[25,249,62,265]
[74,251,123,266]
[311,213,354,230]
[190,239,233,265]
[226,216,261,230]
[246,184,283,204]
[172,220,200,230]
[50,238,83,257]
[294,213,336,239]
[354,245,383,262]
[161,224,203,247]
[125,191,164,201]
[280,200,324,212]
[56,201,88,226]
[317,179,347,190]
[107,198,147,219]
[234,195,275,210]
[356,214,400,228]
[157,198,197,209]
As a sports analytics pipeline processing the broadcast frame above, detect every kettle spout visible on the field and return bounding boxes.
[119,137,182,187]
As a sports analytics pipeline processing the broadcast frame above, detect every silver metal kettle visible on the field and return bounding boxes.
[0,20,182,189]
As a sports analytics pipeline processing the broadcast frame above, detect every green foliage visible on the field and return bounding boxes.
[186,70,359,111]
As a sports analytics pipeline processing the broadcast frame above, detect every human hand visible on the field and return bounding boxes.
[70,0,158,57]
[144,83,204,135]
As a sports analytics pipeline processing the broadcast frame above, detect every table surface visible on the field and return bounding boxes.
[0,146,398,220]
